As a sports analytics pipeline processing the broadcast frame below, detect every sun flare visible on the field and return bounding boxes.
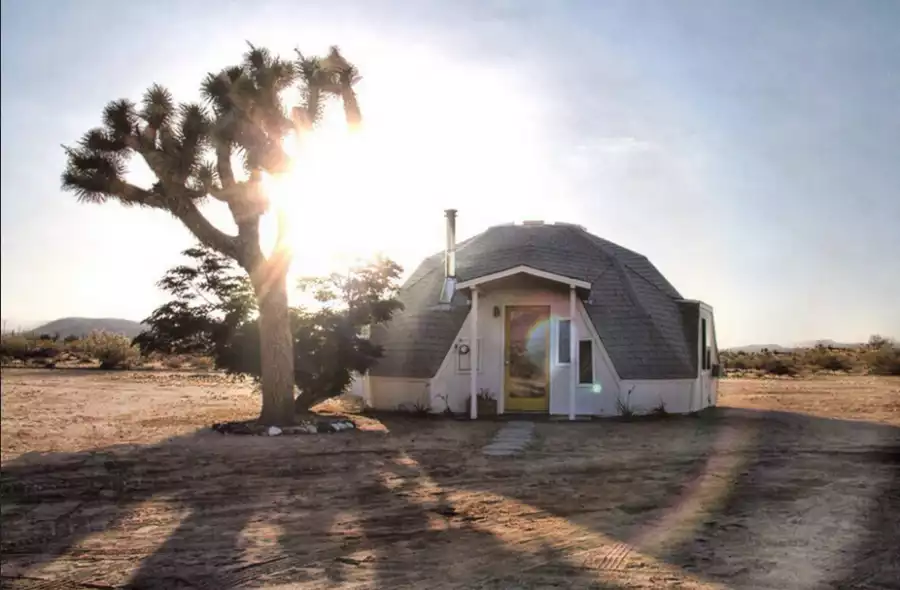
[257,45,568,291]
[261,116,376,277]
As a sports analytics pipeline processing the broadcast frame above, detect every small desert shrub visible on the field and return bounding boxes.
[0,334,30,360]
[727,357,749,370]
[616,399,636,419]
[162,355,185,369]
[83,330,139,369]
[616,386,636,419]
[189,356,215,370]
[63,337,87,353]
[866,346,900,376]
[436,393,454,416]
[761,356,796,376]
[29,340,61,359]
[809,350,854,372]
[63,334,80,343]
[868,335,891,350]
[410,400,431,416]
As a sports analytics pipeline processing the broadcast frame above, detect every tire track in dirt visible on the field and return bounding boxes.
[594,541,633,571]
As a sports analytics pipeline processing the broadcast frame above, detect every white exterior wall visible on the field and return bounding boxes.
[429,287,620,415]
[618,379,698,414]
[367,376,430,410]
[347,371,372,406]
[698,305,719,409]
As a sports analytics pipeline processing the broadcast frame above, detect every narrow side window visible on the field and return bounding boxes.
[558,319,571,364]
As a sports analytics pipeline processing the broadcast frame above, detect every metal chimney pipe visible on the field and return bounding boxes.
[444,209,457,278]
[439,209,458,305]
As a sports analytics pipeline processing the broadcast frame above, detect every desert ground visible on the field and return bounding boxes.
[1,370,898,589]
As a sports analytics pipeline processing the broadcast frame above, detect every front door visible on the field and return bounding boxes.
[504,305,551,412]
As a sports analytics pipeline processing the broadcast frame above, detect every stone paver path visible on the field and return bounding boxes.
[482,421,535,457]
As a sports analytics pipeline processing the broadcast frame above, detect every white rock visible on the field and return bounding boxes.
[267,426,283,436]
[304,424,318,434]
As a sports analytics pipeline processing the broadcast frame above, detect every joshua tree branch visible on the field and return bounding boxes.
[216,142,236,189]
[171,200,241,261]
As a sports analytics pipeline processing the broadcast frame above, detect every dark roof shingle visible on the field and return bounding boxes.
[370,223,697,379]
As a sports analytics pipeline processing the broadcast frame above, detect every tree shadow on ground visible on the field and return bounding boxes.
[400,408,900,589]
[1,408,898,589]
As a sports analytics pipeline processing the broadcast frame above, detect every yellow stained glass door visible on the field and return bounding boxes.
[504,306,550,412]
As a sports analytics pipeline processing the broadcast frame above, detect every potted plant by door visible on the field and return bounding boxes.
[470,388,497,417]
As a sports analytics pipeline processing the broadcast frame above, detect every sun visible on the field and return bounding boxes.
[261,112,377,277]
[258,44,566,289]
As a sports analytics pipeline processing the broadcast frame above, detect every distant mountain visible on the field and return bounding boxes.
[30,317,146,339]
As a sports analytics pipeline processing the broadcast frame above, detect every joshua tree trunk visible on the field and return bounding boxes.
[252,256,296,426]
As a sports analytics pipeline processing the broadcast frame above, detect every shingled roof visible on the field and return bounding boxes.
[370,222,698,380]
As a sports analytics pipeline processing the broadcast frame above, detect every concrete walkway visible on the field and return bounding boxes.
[482,421,535,457]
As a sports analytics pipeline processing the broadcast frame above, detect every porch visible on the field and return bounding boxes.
[435,265,604,420]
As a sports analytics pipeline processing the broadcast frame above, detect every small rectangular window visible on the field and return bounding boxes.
[558,319,571,364]
[578,340,593,384]
[701,318,709,370]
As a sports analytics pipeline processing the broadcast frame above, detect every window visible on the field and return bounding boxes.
[578,340,593,384]
[700,318,712,371]
[558,319,571,364]
[457,338,483,372]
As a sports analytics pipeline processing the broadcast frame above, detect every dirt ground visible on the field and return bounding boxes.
[1,370,898,589]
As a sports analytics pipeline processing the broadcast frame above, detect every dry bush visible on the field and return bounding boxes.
[865,345,900,376]
[805,348,855,372]
[721,336,897,378]
[162,355,185,369]
[0,335,31,360]
[63,338,87,354]
[189,356,215,370]
[30,339,61,359]
[761,356,797,376]
[0,335,60,361]
[83,330,139,369]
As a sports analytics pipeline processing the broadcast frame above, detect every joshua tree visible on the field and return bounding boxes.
[61,44,361,425]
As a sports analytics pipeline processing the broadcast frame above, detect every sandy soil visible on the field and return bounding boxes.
[1,370,898,589]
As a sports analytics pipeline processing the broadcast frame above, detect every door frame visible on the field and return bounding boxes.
[503,304,551,413]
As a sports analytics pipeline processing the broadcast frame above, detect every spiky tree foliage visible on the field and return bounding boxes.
[134,246,404,410]
[61,44,362,425]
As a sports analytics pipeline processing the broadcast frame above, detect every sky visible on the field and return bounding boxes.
[1,0,898,347]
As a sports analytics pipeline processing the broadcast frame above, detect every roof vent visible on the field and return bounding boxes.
[522,220,545,226]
